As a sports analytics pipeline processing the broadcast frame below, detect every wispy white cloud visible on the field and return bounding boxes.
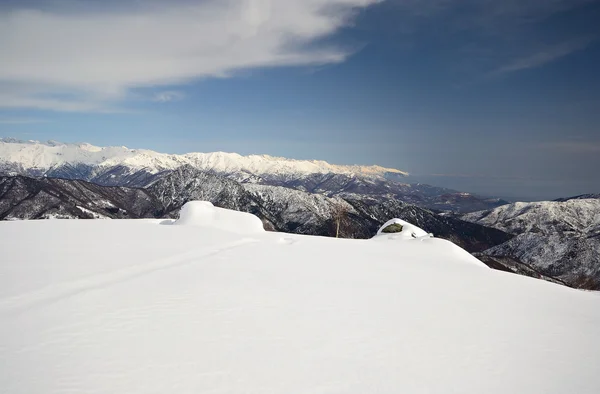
[153,91,186,103]
[424,173,535,180]
[393,0,596,29]
[383,0,599,76]
[540,141,600,154]
[0,117,49,124]
[0,0,379,112]
[492,37,595,74]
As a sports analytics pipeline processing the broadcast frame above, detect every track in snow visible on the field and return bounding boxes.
[0,238,258,317]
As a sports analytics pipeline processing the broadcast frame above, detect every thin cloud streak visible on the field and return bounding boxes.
[416,173,541,181]
[540,141,600,154]
[492,37,595,74]
[0,118,50,124]
[386,0,599,77]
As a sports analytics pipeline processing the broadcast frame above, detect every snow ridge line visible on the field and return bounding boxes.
[0,238,258,317]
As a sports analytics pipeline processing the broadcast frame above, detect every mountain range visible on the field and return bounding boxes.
[0,168,512,252]
[0,139,506,213]
[1,138,598,289]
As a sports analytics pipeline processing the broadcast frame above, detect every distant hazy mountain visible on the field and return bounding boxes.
[0,138,507,212]
[461,200,600,289]
[555,193,600,202]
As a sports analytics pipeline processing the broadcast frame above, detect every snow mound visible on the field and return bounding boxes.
[373,218,486,268]
[175,201,264,234]
[375,218,432,240]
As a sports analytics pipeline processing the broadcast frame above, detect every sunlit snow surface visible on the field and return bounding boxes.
[1,205,600,394]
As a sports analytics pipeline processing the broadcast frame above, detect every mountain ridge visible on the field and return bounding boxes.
[460,200,600,289]
[0,138,508,213]
[0,138,408,178]
[3,172,589,288]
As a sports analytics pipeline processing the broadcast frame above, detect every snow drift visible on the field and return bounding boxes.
[374,218,488,268]
[175,201,265,234]
[1,206,599,394]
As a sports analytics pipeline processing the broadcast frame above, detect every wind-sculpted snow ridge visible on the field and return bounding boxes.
[0,138,407,178]
[1,210,599,394]
[373,218,488,268]
[461,200,600,288]
[175,201,265,234]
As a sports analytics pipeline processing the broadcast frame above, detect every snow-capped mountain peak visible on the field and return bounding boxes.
[0,138,408,178]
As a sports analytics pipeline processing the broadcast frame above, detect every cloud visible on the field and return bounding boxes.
[540,141,600,154]
[492,37,595,74]
[427,173,528,179]
[392,0,597,29]
[0,0,379,112]
[0,118,49,124]
[153,91,186,103]
[383,0,599,76]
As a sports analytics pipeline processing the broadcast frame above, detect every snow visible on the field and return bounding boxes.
[76,205,109,219]
[376,218,431,239]
[1,204,600,394]
[461,199,600,235]
[374,219,488,268]
[460,199,600,282]
[175,201,265,234]
[373,218,488,269]
[0,138,408,178]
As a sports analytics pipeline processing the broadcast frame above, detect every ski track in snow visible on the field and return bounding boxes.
[0,238,258,317]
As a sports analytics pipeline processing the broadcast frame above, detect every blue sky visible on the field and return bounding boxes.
[0,0,599,200]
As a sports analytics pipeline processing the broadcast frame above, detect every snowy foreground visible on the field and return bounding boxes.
[1,202,600,394]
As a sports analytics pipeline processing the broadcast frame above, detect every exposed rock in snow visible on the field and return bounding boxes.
[175,201,264,234]
[376,218,431,239]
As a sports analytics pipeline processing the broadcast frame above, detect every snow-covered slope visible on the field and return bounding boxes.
[461,200,600,288]
[461,200,600,235]
[0,138,407,179]
[1,203,599,394]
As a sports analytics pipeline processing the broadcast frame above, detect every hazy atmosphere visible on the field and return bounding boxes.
[1,0,599,200]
